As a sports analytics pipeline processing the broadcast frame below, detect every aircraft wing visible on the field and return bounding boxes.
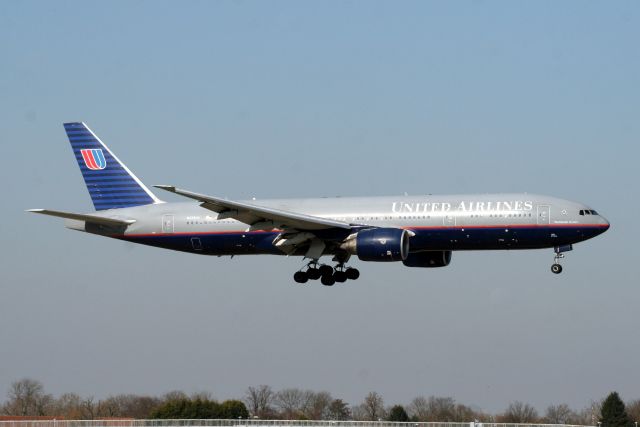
[154,185,351,231]
[27,209,136,227]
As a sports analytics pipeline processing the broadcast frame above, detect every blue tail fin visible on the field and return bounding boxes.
[63,122,162,211]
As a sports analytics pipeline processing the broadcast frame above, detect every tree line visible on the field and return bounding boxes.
[1,379,639,425]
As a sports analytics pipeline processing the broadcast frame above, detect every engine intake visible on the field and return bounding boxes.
[402,250,452,268]
[341,228,410,262]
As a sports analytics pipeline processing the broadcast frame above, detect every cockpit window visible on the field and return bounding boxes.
[579,210,585,215]
[590,210,598,215]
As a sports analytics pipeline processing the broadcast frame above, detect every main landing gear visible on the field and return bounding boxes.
[293,261,360,285]
[550,244,573,274]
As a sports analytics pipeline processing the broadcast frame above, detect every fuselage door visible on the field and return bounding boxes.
[191,237,203,251]
[537,205,550,225]
[443,214,456,227]
[162,214,174,233]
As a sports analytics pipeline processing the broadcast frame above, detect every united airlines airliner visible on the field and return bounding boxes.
[29,123,610,285]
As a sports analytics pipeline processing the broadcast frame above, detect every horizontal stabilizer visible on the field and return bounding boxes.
[27,209,136,227]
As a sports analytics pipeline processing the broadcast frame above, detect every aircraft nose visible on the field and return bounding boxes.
[599,215,610,233]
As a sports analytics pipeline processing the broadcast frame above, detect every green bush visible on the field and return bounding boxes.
[387,405,410,422]
[150,398,222,419]
[220,400,249,419]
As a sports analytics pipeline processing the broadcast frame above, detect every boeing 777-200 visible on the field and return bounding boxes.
[29,123,610,285]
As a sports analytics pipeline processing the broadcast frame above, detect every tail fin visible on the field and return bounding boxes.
[63,122,162,211]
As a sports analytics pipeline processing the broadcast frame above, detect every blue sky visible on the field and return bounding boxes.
[1,0,638,414]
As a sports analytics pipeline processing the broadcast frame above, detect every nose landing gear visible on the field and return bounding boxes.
[550,244,572,274]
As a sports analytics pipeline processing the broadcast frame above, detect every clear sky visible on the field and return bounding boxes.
[1,0,638,415]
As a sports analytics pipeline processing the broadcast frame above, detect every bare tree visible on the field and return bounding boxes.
[545,403,577,424]
[274,388,313,419]
[350,404,366,421]
[245,385,275,418]
[501,401,539,423]
[409,396,469,421]
[97,396,121,417]
[564,401,602,426]
[81,397,97,420]
[126,395,161,418]
[626,400,640,423]
[302,390,333,420]
[354,391,385,421]
[429,397,456,421]
[408,396,430,421]
[53,393,84,418]
[95,394,160,418]
[454,403,482,422]
[4,379,53,416]
[579,400,604,425]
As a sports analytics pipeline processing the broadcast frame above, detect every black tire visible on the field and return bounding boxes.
[307,268,321,280]
[321,275,336,286]
[334,271,347,283]
[293,271,308,283]
[551,263,563,274]
[319,265,334,277]
[345,267,360,280]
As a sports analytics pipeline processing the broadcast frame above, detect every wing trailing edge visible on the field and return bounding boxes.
[153,185,352,231]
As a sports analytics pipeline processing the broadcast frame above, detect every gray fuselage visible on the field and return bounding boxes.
[68,193,609,257]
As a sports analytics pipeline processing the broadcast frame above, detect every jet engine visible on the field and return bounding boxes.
[340,228,410,262]
[402,250,452,267]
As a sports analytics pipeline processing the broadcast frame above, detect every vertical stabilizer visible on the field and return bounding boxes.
[63,122,162,210]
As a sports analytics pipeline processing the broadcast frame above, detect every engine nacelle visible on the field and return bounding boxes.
[341,228,410,262]
[402,250,452,268]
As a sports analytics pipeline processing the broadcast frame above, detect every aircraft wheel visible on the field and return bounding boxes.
[551,263,563,274]
[293,271,308,283]
[321,275,336,286]
[334,271,347,283]
[345,267,360,280]
[319,265,334,277]
[307,268,322,280]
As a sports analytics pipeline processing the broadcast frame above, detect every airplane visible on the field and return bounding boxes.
[28,122,610,285]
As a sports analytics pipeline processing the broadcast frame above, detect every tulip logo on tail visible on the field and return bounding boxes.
[80,149,107,170]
